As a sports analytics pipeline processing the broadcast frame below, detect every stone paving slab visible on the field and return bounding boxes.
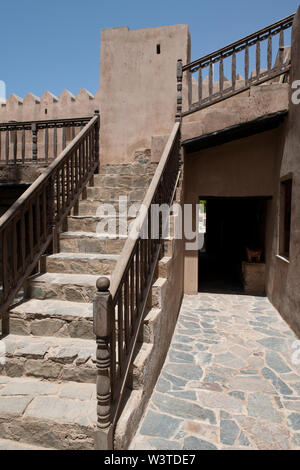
[131,293,300,450]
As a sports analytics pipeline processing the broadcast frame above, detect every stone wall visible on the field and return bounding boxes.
[267,7,300,337]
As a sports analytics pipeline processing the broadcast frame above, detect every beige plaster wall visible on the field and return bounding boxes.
[0,89,99,123]
[183,127,285,294]
[267,8,300,337]
[99,25,190,164]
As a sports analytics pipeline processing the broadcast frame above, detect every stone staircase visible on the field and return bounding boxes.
[0,150,174,450]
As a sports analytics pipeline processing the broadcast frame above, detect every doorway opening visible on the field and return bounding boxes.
[198,197,269,294]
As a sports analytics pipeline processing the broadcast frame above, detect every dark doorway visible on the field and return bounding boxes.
[198,197,269,293]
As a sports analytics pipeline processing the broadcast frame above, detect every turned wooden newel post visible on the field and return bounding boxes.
[93,276,113,450]
[31,123,38,162]
[175,59,183,122]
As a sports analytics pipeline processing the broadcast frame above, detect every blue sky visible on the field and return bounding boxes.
[0,0,299,99]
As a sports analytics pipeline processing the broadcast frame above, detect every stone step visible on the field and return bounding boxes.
[98,162,157,176]
[151,278,168,309]
[10,299,93,339]
[0,376,96,449]
[86,186,145,202]
[46,252,119,275]
[59,231,127,254]
[24,272,100,303]
[78,199,142,216]
[93,174,152,189]
[67,215,134,233]
[0,438,53,450]
[0,335,96,384]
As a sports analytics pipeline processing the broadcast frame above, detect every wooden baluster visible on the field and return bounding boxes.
[20,213,26,271]
[28,203,34,260]
[219,57,224,95]
[267,35,272,70]
[42,189,47,241]
[62,127,66,150]
[45,127,49,162]
[232,51,236,90]
[66,159,70,203]
[13,129,17,163]
[118,292,124,375]
[79,142,83,185]
[124,271,130,352]
[279,29,284,65]
[61,165,65,210]
[53,127,57,159]
[135,241,140,315]
[2,229,9,334]
[198,66,202,104]
[209,62,213,98]
[31,123,37,162]
[56,172,60,218]
[245,44,249,86]
[130,262,135,334]
[256,38,261,77]
[12,221,18,284]
[70,152,75,200]
[110,304,116,401]
[36,192,41,249]
[175,59,183,121]
[5,129,9,164]
[93,277,113,450]
[188,71,192,111]
[72,126,75,140]
[21,129,25,163]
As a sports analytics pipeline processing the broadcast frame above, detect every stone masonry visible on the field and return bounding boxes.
[131,293,300,450]
[0,150,162,450]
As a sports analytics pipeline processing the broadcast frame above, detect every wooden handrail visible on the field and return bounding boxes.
[0,112,100,331]
[110,121,180,299]
[93,121,181,450]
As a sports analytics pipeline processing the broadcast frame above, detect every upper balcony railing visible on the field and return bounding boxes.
[176,13,295,118]
[0,117,91,164]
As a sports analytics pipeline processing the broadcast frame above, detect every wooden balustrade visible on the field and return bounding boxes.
[178,14,295,116]
[0,117,91,164]
[93,121,181,449]
[0,112,100,333]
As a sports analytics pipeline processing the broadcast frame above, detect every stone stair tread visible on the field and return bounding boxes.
[48,252,119,261]
[0,376,96,448]
[69,215,133,220]
[10,298,93,319]
[2,334,95,360]
[60,231,127,239]
[0,438,54,450]
[28,272,102,286]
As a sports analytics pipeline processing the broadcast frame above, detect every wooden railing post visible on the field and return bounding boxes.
[94,277,113,450]
[94,110,100,172]
[31,123,38,162]
[176,59,183,122]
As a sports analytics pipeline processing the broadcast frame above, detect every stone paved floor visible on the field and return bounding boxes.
[131,294,300,450]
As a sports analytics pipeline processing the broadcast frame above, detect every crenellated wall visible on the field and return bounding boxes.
[0,88,100,123]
